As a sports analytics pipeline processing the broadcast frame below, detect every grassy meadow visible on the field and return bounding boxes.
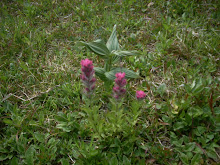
[0,0,219,164]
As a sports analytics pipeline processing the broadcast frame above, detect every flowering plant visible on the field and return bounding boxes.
[113,72,127,100]
[136,90,146,100]
[80,59,96,97]
[79,25,140,82]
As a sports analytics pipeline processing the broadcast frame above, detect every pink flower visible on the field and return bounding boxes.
[115,72,127,87]
[81,59,94,78]
[113,72,127,100]
[136,91,146,100]
[80,59,96,97]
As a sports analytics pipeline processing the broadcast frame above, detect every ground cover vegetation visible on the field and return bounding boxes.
[0,0,219,164]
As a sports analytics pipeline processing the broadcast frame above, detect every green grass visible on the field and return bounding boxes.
[0,0,219,164]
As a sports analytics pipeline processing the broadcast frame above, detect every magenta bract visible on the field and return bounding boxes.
[80,59,96,97]
[113,72,127,100]
[136,90,146,100]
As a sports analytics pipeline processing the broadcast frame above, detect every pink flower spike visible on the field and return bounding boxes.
[81,59,93,68]
[80,59,96,97]
[113,86,120,92]
[115,72,125,79]
[113,72,127,100]
[80,74,87,81]
[136,90,146,100]
[115,72,127,87]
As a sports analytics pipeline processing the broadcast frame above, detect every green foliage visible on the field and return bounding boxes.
[79,25,140,83]
[0,0,219,164]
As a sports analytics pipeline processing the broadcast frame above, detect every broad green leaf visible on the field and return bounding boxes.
[79,39,110,56]
[94,67,107,81]
[25,145,35,165]
[104,61,112,72]
[112,55,121,64]
[106,24,120,51]
[105,67,139,80]
[112,50,140,57]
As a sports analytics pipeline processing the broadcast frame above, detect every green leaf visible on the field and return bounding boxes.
[109,155,118,165]
[112,55,121,64]
[72,149,80,159]
[157,83,167,96]
[57,123,71,132]
[191,78,204,95]
[188,106,203,117]
[79,39,110,56]
[214,107,220,115]
[0,154,12,161]
[25,145,35,165]
[185,143,195,152]
[94,67,107,81]
[180,153,189,165]
[20,61,28,72]
[106,24,120,52]
[185,84,192,94]
[173,122,185,131]
[33,132,45,143]
[112,50,140,57]
[123,155,131,165]
[10,157,19,165]
[60,158,69,165]
[206,150,217,160]
[162,115,171,123]
[55,112,68,122]
[194,126,206,136]
[191,153,201,165]
[48,138,56,146]
[105,67,139,80]
[3,118,13,125]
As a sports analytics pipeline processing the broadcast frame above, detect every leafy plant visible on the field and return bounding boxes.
[79,25,140,83]
[1,0,219,164]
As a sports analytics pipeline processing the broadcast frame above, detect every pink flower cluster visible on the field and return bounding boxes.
[80,59,96,97]
[136,90,146,100]
[80,60,146,100]
[113,72,127,100]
